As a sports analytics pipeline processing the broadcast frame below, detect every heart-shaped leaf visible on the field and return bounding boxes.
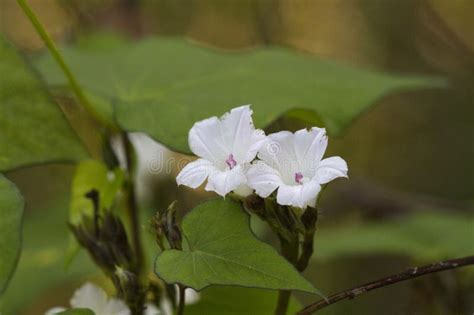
[0,174,24,296]
[0,36,88,171]
[34,35,442,154]
[155,199,317,293]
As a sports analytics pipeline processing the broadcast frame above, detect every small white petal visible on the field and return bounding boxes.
[70,282,108,313]
[176,158,216,188]
[293,128,327,171]
[247,161,282,198]
[160,296,173,315]
[103,298,131,315]
[205,165,247,197]
[184,288,200,305]
[188,116,227,164]
[276,181,321,209]
[45,307,67,315]
[144,303,162,315]
[315,156,348,184]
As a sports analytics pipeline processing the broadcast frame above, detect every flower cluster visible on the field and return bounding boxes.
[177,105,348,209]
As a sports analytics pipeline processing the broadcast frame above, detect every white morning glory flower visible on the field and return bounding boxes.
[45,282,131,315]
[176,105,266,197]
[44,282,163,315]
[247,127,348,209]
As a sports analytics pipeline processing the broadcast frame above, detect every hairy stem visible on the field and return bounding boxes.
[16,0,117,131]
[297,255,474,314]
[177,285,186,315]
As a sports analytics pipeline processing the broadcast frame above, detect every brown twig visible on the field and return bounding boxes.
[297,255,474,314]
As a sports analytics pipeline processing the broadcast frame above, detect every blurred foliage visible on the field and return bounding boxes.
[186,286,301,315]
[0,0,473,314]
[0,193,96,315]
[0,175,23,296]
[0,36,88,171]
[314,211,474,262]
[34,34,440,154]
[57,309,94,315]
[69,160,123,224]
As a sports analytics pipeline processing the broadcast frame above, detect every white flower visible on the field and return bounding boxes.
[247,128,347,209]
[45,282,130,315]
[176,105,266,197]
[45,283,200,315]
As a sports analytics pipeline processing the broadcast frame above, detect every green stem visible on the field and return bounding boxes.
[16,0,116,131]
[275,235,299,315]
[122,132,145,275]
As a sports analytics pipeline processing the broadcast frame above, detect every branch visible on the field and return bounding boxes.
[297,255,474,314]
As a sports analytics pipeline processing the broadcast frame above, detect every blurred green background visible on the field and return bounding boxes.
[0,0,473,314]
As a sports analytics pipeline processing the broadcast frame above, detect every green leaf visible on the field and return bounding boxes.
[0,195,96,314]
[69,160,123,224]
[0,174,24,296]
[314,212,474,262]
[57,309,95,315]
[34,35,442,154]
[65,160,123,267]
[0,36,88,171]
[155,199,317,293]
[186,286,301,315]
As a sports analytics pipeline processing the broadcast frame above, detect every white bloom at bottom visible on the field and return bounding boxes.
[247,128,348,209]
[45,283,200,315]
[45,282,130,315]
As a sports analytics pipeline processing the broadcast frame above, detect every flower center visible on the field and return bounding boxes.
[295,172,304,184]
[226,154,237,169]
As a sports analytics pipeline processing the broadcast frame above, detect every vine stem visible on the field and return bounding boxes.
[177,285,186,315]
[297,255,474,314]
[275,235,299,315]
[122,132,145,275]
[16,0,117,131]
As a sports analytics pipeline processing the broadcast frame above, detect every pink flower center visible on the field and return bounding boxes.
[226,154,237,169]
[295,172,304,184]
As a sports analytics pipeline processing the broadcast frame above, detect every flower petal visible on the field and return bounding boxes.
[244,129,267,163]
[70,282,108,313]
[104,298,131,315]
[176,158,216,188]
[247,161,282,198]
[205,165,247,196]
[144,303,162,315]
[276,181,321,208]
[45,307,67,315]
[188,116,227,164]
[293,127,327,172]
[315,156,348,184]
[257,131,298,180]
[221,105,266,163]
